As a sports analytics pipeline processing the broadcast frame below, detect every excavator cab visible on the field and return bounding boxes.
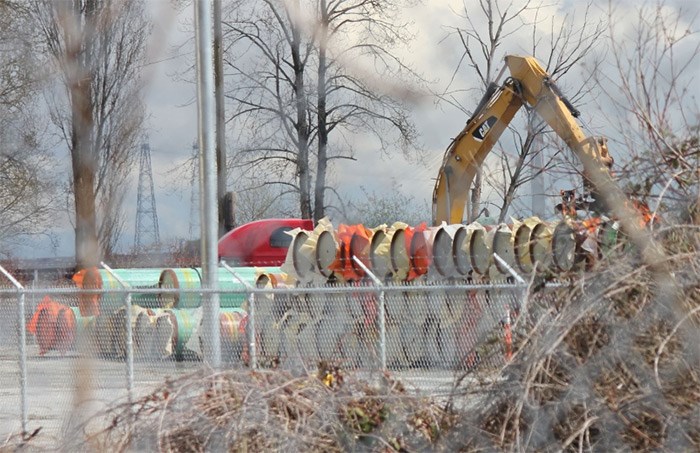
[555,137,614,219]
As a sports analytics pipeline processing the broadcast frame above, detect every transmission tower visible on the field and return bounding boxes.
[134,141,161,250]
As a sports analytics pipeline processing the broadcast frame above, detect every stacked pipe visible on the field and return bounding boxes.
[255,264,503,369]
[26,217,626,365]
[28,265,273,361]
[250,217,628,368]
[27,297,94,355]
[279,217,627,283]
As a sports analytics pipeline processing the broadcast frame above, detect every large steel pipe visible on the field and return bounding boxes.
[529,222,554,272]
[491,223,515,275]
[451,225,471,276]
[468,223,491,276]
[513,217,545,274]
[432,223,460,278]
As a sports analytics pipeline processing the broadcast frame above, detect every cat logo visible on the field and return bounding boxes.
[472,116,497,142]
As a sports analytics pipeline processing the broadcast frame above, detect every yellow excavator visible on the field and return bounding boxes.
[432,55,615,225]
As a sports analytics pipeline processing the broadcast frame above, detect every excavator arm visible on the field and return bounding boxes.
[432,76,523,224]
[432,55,613,225]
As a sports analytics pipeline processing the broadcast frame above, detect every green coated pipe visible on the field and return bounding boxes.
[84,268,165,313]
[165,307,249,359]
[158,267,280,309]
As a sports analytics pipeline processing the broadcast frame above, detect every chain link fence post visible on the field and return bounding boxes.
[493,253,527,361]
[100,263,134,411]
[32,269,38,326]
[248,290,256,369]
[0,265,27,435]
[220,261,256,369]
[352,257,386,371]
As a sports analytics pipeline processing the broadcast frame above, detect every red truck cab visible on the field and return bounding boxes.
[217,218,314,267]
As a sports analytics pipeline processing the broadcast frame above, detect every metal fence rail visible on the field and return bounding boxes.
[0,268,551,444]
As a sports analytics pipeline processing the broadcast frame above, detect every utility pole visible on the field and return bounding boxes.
[214,0,227,237]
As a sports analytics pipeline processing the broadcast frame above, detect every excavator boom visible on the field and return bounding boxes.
[432,55,613,225]
[432,78,523,224]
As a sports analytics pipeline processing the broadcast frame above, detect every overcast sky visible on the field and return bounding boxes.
[12,0,699,259]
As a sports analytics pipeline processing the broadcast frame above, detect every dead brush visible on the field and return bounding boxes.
[634,318,681,366]
[446,241,700,451]
[563,313,610,364]
[662,368,700,415]
[339,387,388,434]
[593,362,643,410]
[481,399,527,449]
[80,364,463,452]
[528,354,573,406]
[78,368,343,452]
[160,427,204,453]
[552,403,601,452]
[619,405,668,451]
[407,400,458,443]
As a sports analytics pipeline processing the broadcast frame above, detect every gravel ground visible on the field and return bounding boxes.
[0,343,466,449]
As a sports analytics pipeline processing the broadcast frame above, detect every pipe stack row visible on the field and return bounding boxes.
[75,266,279,315]
[240,216,625,368]
[281,217,626,283]
[252,273,504,369]
[27,216,625,364]
[28,266,272,359]
[27,302,247,361]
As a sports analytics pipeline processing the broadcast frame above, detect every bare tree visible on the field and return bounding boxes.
[0,1,57,254]
[484,115,548,221]
[0,2,37,110]
[223,0,421,222]
[0,127,58,255]
[590,1,699,223]
[222,0,313,218]
[312,0,421,222]
[234,180,298,225]
[492,4,603,222]
[32,0,149,265]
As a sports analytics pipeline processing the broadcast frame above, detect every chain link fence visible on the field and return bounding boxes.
[249,282,525,372]
[1,256,698,451]
[0,267,536,446]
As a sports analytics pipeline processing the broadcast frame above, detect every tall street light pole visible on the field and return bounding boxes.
[195,0,221,368]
